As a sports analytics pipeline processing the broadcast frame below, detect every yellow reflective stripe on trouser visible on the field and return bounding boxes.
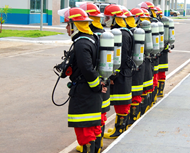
[159,64,168,69]
[68,112,101,122]
[88,77,100,88]
[143,79,153,88]
[102,98,110,108]
[154,65,159,71]
[132,85,143,92]
[110,93,132,101]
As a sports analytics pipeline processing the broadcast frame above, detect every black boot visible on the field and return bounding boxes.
[141,94,149,115]
[128,102,141,126]
[95,134,101,153]
[157,80,165,97]
[83,141,95,153]
[104,113,128,139]
[151,86,157,107]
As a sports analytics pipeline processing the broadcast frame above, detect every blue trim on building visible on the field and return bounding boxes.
[48,15,52,25]
[5,13,29,24]
[29,14,47,24]
[60,16,64,22]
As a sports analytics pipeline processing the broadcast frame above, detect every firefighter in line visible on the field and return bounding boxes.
[77,3,110,152]
[123,7,146,126]
[103,4,133,139]
[58,7,107,153]
[155,6,171,98]
[138,1,159,109]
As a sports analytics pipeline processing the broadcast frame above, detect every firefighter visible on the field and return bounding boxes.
[79,3,109,152]
[57,7,107,153]
[103,4,133,139]
[155,6,171,97]
[123,7,146,126]
[138,1,159,109]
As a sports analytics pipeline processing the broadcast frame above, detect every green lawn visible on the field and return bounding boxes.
[0,29,63,38]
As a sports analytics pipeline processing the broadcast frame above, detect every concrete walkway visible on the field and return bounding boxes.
[103,73,190,153]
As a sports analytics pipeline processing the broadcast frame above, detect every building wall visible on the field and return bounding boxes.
[52,0,60,25]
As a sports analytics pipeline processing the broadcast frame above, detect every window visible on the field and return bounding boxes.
[61,0,64,9]
[30,0,46,13]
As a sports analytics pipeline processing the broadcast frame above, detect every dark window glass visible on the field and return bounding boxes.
[30,0,46,13]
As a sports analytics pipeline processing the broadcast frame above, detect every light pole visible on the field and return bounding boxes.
[40,0,43,31]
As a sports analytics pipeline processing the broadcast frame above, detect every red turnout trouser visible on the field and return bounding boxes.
[132,95,142,103]
[74,125,102,146]
[114,104,131,114]
[74,112,107,146]
[153,73,158,90]
[158,71,166,80]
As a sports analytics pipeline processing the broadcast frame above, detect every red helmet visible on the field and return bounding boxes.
[155,6,164,15]
[138,1,157,10]
[130,8,147,18]
[80,3,104,17]
[104,4,126,18]
[58,7,92,22]
[122,7,135,17]
[141,8,151,17]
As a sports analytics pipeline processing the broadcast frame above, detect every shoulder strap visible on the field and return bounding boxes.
[119,27,133,37]
[73,36,95,44]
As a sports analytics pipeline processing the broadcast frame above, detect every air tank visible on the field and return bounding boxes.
[140,20,153,55]
[133,28,145,70]
[151,22,160,56]
[111,28,122,72]
[98,32,114,80]
[158,21,164,52]
[169,18,175,45]
[161,16,169,44]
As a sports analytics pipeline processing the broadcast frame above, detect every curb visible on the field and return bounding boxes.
[0,38,72,45]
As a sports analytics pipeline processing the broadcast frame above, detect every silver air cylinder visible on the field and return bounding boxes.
[140,20,153,55]
[133,28,145,70]
[158,21,164,52]
[161,16,169,44]
[99,32,114,80]
[111,28,122,72]
[169,18,175,45]
[151,22,160,56]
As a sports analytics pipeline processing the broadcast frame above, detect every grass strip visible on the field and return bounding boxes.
[0,29,63,38]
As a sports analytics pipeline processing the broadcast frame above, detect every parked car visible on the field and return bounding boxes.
[170,9,180,16]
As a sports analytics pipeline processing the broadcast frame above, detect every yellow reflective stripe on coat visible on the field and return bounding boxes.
[154,65,159,71]
[88,77,100,88]
[115,69,120,72]
[165,44,169,50]
[102,98,110,108]
[110,93,132,101]
[132,85,143,92]
[68,112,101,122]
[143,79,153,88]
[159,64,168,69]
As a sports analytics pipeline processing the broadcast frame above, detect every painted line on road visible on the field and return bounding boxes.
[166,58,190,80]
[102,73,190,153]
[59,58,190,153]
[172,50,190,53]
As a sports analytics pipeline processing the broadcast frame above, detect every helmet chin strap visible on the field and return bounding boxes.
[70,23,79,39]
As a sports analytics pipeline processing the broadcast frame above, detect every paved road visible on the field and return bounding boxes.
[0,19,190,153]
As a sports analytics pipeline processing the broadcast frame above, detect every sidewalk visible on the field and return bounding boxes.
[103,73,190,153]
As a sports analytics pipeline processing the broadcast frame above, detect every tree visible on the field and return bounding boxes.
[0,5,10,33]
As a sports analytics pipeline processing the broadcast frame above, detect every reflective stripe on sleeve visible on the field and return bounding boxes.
[88,77,100,88]
[132,85,143,92]
[159,64,168,69]
[68,112,101,122]
[102,98,110,108]
[110,93,132,101]
[143,78,153,88]
[154,65,159,71]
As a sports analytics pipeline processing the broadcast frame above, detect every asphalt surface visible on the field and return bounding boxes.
[0,18,190,153]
